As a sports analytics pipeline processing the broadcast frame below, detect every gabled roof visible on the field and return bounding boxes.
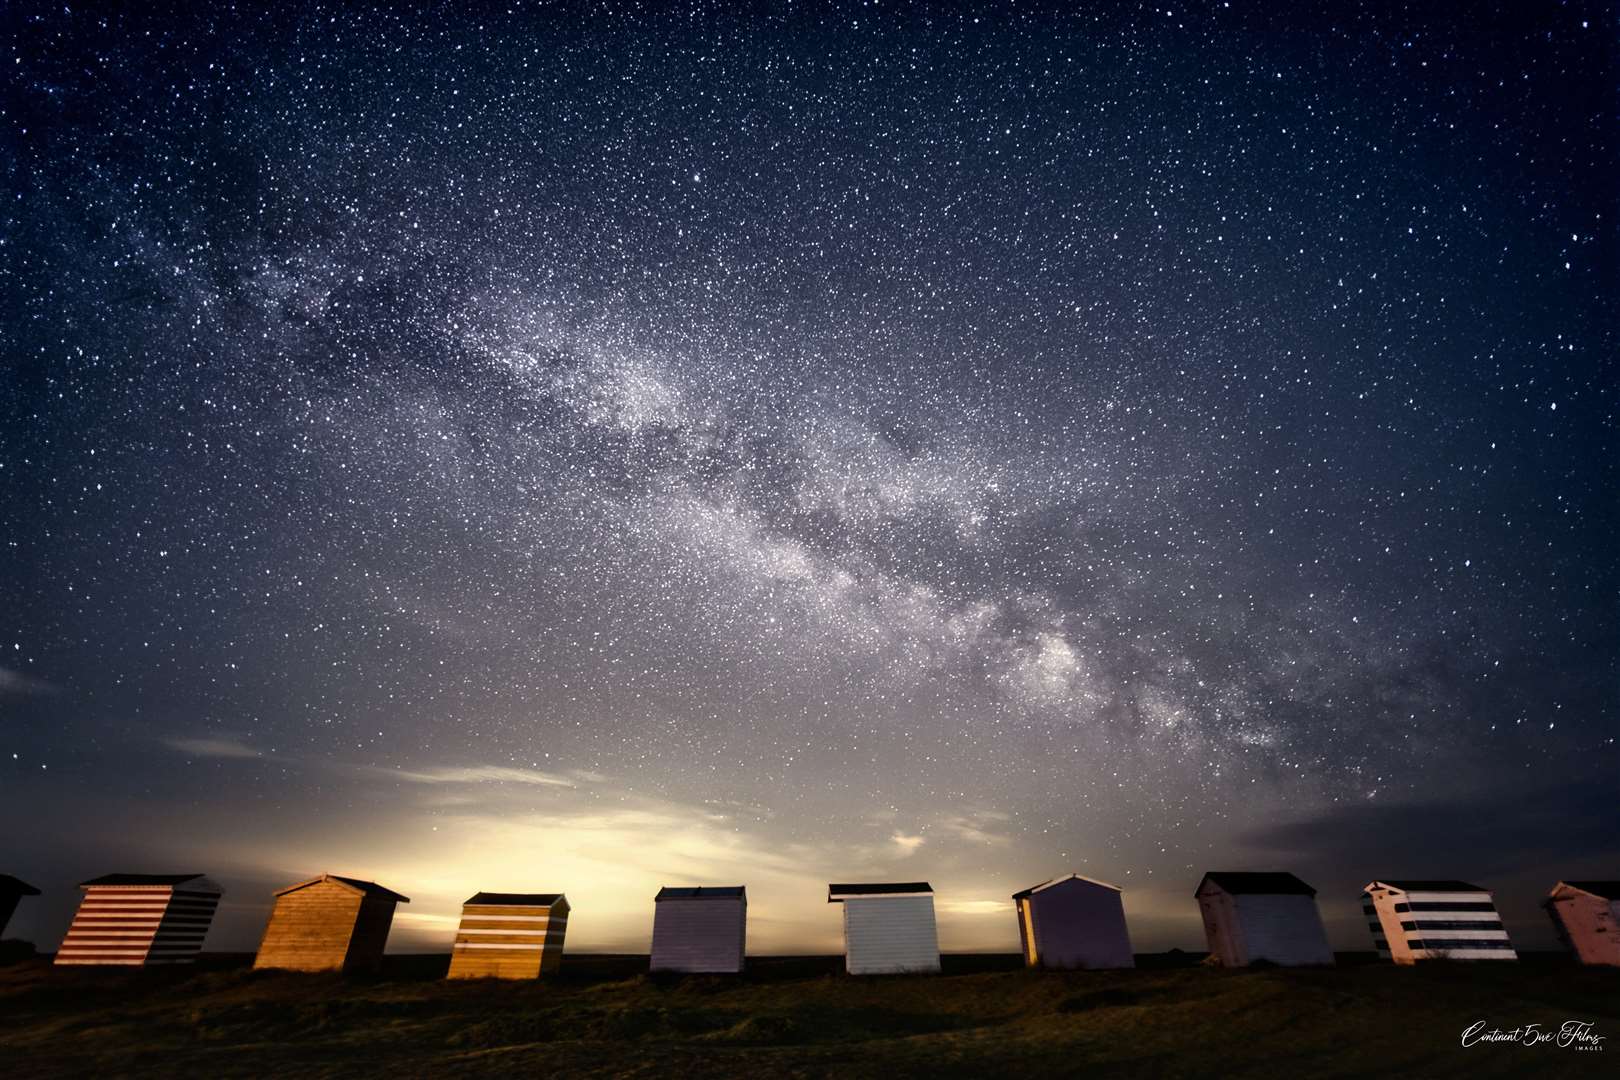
[656,886,745,900]
[1553,881,1620,901]
[80,873,214,889]
[1365,879,1486,894]
[465,891,565,906]
[828,882,932,902]
[1013,873,1121,900]
[274,873,410,903]
[0,874,40,896]
[1196,872,1316,897]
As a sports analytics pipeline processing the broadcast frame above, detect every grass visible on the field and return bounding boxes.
[1,952,1615,1077]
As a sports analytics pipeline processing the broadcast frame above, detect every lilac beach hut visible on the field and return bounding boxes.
[1013,874,1135,969]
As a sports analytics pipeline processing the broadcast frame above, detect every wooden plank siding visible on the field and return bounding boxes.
[840,896,940,975]
[56,880,222,967]
[1362,880,1514,965]
[1196,872,1333,968]
[447,896,569,979]
[253,875,407,973]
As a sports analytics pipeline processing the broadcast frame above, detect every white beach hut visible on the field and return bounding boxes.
[1195,871,1333,967]
[828,882,940,975]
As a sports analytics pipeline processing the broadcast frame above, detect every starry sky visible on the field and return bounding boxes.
[3,3,1615,956]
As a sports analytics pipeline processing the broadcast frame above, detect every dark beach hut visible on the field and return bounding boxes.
[0,875,41,937]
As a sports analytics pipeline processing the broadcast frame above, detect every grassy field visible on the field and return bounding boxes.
[1,951,1615,1077]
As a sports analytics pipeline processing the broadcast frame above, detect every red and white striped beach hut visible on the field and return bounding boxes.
[56,874,223,966]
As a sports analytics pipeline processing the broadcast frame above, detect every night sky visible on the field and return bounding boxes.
[3,3,1615,955]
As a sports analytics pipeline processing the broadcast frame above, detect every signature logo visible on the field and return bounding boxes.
[1462,1020,1606,1051]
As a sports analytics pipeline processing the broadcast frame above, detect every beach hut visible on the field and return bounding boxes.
[1546,881,1620,966]
[253,873,409,973]
[0,875,40,938]
[649,886,746,973]
[1195,871,1333,967]
[828,882,940,975]
[1013,874,1134,969]
[56,874,223,966]
[447,892,569,978]
[1362,880,1516,964]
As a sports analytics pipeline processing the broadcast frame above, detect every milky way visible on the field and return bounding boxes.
[3,3,1614,952]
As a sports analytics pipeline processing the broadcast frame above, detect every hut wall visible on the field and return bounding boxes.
[448,901,568,979]
[649,896,747,973]
[1363,896,1402,961]
[0,895,20,937]
[1231,894,1333,966]
[253,879,363,972]
[842,896,940,975]
[1025,881,1134,969]
[344,894,399,972]
[1197,888,1245,966]
[1550,892,1620,966]
[1016,898,1037,965]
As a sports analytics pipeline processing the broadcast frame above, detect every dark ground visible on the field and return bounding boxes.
[1,950,1615,1077]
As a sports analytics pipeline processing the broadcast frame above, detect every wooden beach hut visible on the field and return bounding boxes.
[1195,871,1333,967]
[1362,879,1516,963]
[828,882,940,975]
[1545,881,1620,966]
[56,874,223,966]
[649,886,746,973]
[447,892,569,979]
[253,873,409,973]
[1013,874,1135,969]
[0,875,40,938]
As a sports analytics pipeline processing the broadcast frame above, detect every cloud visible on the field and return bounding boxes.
[1240,777,1620,876]
[890,832,926,857]
[381,764,580,788]
[0,668,61,697]
[163,736,263,759]
[939,812,1013,847]
[937,898,1012,917]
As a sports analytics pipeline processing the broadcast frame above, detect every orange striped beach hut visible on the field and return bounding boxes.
[447,892,569,978]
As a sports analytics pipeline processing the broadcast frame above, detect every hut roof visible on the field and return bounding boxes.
[1366,879,1486,894]
[464,891,565,906]
[656,886,745,900]
[0,874,40,896]
[1559,881,1620,901]
[80,873,212,888]
[1012,873,1121,900]
[828,882,932,902]
[274,874,410,903]
[1196,872,1316,897]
